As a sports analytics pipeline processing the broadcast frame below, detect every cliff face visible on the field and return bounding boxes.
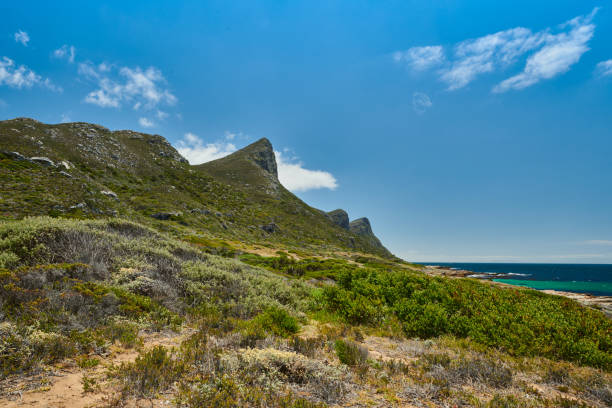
[326,209,349,230]
[349,217,386,252]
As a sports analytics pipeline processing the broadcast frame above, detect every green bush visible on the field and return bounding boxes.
[252,306,300,337]
[115,345,185,397]
[334,339,368,367]
[320,268,612,369]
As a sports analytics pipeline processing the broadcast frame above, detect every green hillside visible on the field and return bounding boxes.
[0,117,392,258]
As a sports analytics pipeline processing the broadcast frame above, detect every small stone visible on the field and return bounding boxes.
[100,190,118,199]
[260,222,280,234]
[30,156,56,167]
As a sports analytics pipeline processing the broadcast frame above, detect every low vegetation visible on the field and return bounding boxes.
[1,216,611,407]
[317,267,612,369]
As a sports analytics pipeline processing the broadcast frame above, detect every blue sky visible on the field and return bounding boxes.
[2,1,612,263]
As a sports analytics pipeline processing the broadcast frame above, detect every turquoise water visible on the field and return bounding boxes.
[423,263,612,296]
[492,279,612,295]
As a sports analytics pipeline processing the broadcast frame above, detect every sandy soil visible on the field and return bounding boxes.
[0,328,193,408]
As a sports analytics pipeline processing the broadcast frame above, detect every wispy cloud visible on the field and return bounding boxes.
[595,59,612,77]
[275,151,338,192]
[138,117,155,128]
[412,92,432,114]
[0,56,61,92]
[394,8,598,92]
[53,45,76,63]
[393,46,444,71]
[60,113,71,123]
[582,240,612,246]
[408,253,608,262]
[176,132,237,164]
[14,30,30,46]
[79,62,177,109]
[494,10,598,92]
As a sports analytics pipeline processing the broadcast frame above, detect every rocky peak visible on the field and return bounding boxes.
[241,138,277,179]
[349,217,373,236]
[349,217,388,254]
[327,209,349,230]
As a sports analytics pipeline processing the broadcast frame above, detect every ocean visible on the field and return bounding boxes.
[422,263,612,297]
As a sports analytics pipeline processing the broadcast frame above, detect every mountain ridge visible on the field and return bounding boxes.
[0,117,393,258]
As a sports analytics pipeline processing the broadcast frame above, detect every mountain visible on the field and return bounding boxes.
[0,117,392,258]
[349,217,386,250]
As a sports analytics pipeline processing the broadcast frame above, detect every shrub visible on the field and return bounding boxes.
[428,356,513,388]
[251,306,300,337]
[219,348,349,403]
[319,268,612,369]
[334,339,368,367]
[177,374,327,408]
[487,394,522,408]
[114,345,185,397]
[99,318,141,348]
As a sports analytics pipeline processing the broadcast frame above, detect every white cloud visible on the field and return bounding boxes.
[441,27,546,90]
[53,45,76,63]
[412,92,432,114]
[79,62,177,109]
[14,30,30,46]
[494,10,597,93]
[60,113,71,123]
[176,132,237,164]
[156,110,168,120]
[595,59,612,77]
[138,117,155,128]
[393,46,444,71]
[0,56,61,91]
[396,8,598,92]
[275,151,338,192]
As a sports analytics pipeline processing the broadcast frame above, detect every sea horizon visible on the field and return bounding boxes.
[421,262,612,297]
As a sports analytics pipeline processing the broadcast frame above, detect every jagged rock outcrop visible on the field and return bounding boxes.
[245,138,277,178]
[327,209,349,230]
[349,217,386,251]
[260,222,280,233]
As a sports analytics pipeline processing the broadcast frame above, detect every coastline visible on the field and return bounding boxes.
[423,265,612,318]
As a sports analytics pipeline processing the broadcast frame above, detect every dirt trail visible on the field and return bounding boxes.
[1,329,192,408]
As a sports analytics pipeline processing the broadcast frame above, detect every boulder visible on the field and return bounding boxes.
[151,212,181,220]
[30,156,55,167]
[260,222,280,233]
[100,190,118,199]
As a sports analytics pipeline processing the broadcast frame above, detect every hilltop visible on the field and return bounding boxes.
[0,117,392,258]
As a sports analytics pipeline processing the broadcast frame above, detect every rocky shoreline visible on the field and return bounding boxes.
[423,265,612,318]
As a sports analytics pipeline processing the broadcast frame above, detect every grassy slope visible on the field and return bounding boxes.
[0,117,391,258]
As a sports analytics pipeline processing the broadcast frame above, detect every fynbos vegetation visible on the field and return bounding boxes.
[1,119,610,407]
